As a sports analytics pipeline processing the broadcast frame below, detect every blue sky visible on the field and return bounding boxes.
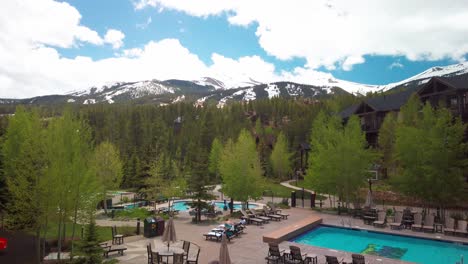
[1,0,468,98]
[59,0,463,85]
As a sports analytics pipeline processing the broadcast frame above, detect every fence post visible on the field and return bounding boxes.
[291,191,296,207]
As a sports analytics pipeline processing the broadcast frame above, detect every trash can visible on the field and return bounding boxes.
[155,217,165,236]
[143,217,158,238]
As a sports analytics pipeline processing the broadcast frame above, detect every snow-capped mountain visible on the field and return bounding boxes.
[377,62,468,91]
[1,62,467,107]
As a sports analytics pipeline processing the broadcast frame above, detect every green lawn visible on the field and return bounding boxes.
[262,179,295,198]
[39,222,137,242]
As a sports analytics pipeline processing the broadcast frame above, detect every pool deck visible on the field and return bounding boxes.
[96,207,468,264]
[263,215,322,243]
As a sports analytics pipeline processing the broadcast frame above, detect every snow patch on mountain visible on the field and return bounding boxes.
[172,95,185,103]
[83,99,96,104]
[266,84,280,98]
[285,83,304,96]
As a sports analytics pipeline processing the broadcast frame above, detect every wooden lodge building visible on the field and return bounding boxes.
[341,74,468,147]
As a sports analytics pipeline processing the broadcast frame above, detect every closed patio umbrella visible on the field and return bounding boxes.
[162,217,177,251]
[364,190,374,208]
[219,233,231,264]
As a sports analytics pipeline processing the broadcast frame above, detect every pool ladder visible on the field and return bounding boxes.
[456,254,463,264]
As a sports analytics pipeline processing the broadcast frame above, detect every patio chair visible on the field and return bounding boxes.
[147,244,153,264]
[261,207,282,221]
[248,209,271,223]
[173,253,185,264]
[454,220,468,236]
[325,255,344,264]
[265,243,285,264]
[240,210,264,225]
[411,213,423,231]
[422,214,435,232]
[444,217,455,235]
[270,204,289,219]
[186,243,200,264]
[111,226,124,245]
[182,240,190,260]
[389,211,404,230]
[285,245,316,264]
[351,254,365,264]
[373,211,386,228]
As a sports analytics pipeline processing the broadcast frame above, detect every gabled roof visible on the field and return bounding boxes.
[438,74,468,90]
[340,89,414,118]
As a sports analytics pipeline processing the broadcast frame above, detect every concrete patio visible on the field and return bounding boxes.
[101,206,468,264]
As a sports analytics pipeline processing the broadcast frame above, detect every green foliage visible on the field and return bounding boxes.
[270,132,293,180]
[394,102,468,206]
[208,138,223,182]
[378,112,398,174]
[75,216,103,264]
[306,111,377,205]
[91,141,123,213]
[220,129,265,203]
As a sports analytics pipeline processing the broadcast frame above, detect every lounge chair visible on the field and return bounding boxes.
[351,254,365,264]
[270,204,289,219]
[411,213,423,231]
[325,255,344,264]
[261,207,282,221]
[444,217,455,235]
[100,242,127,258]
[186,243,200,264]
[454,220,468,236]
[248,209,271,223]
[422,214,435,232]
[389,211,403,230]
[285,245,316,264]
[111,226,124,245]
[240,210,264,225]
[373,211,386,228]
[265,243,285,264]
[203,231,223,241]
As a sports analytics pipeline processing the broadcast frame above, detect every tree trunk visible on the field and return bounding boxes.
[57,215,62,260]
[35,228,41,264]
[70,200,79,260]
[103,194,108,215]
[230,198,234,214]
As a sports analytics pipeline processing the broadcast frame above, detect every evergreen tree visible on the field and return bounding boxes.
[76,215,103,264]
[270,132,292,180]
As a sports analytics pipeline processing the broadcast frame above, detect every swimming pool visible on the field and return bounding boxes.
[171,201,258,211]
[291,225,468,264]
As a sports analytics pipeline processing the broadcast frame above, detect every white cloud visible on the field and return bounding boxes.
[389,62,404,69]
[135,0,468,70]
[0,0,103,48]
[104,29,125,49]
[136,16,152,29]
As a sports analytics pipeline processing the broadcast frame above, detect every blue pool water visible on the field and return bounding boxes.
[171,201,258,211]
[292,225,468,264]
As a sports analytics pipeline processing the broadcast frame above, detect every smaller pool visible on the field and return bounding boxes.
[172,201,258,211]
[122,201,146,209]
